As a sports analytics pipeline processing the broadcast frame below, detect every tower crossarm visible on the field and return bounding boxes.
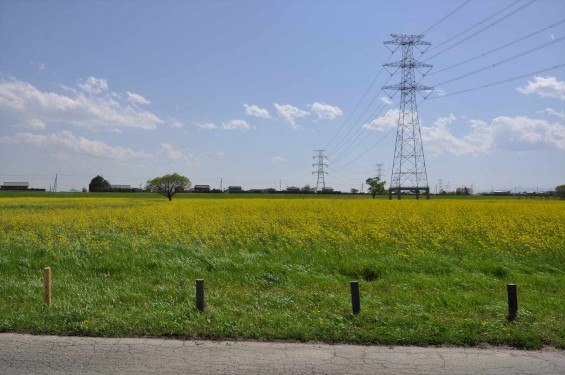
[384,61,432,69]
[385,34,431,45]
[382,83,434,91]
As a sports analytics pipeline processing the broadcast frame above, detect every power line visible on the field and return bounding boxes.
[426,62,565,99]
[426,0,522,53]
[428,19,565,76]
[328,74,394,159]
[420,0,472,35]
[324,69,383,150]
[325,55,393,150]
[424,0,537,61]
[336,128,396,170]
[329,101,389,165]
[431,35,565,87]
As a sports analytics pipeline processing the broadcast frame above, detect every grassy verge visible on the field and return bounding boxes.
[1,196,563,348]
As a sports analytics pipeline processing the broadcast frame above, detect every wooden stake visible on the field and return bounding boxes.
[351,281,360,314]
[507,284,517,321]
[44,267,51,307]
[196,279,205,312]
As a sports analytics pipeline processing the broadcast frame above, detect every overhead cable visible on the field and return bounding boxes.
[431,36,565,87]
[426,62,565,99]
[420,0,473,35]
[424,0,537,61]
[429,19,565,76]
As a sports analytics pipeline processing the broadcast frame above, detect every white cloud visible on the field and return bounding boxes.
[422,114,492,157]
[543,107,565,120]
[160,143,194,163]
[0,131,150,161]
[379,96,392,105]
[38,63,46,71]
[273,103,309,129]
[198,122,218,130]
[363,109,399,131]
[126,91,150,105]
[516,76,565,100]
[0,78,163,131]
[216,150,226,158]
[15,118,46,130]
[271,156,287,163]
[244,104,271,119]
[78,76,108,95]
[309,102,343,120]
[171,120,184,129]
[222,119,251,130]
[490,115,565,151]
[421,114,565,156]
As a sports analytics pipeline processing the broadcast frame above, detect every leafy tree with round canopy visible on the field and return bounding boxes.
[146,173,191,201]
[556,184,565,199]
[89,175,111,192]
[365,176,386,199]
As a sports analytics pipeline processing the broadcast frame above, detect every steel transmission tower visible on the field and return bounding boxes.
[376,163,384,180]
[383,34,433,200]
[312,149,328,192]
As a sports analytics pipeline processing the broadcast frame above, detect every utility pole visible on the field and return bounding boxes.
[312,150,328,192]
[53,174,58,193]
[383,34,433,200]
[220,178,223,191]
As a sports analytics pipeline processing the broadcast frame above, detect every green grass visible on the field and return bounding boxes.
[0,195,563,349]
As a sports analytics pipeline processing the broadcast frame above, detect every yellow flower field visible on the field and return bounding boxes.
[1,197,563,257]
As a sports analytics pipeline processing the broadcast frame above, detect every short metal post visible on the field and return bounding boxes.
[350,281,360,314]
[507,284,517,320]
[43,267,51,307]
[196,279,205,312]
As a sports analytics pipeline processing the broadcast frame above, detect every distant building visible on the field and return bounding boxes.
[1,182,29,190]
[1,182,45,192]
[228,186,242,193]
[193,185,211,192]
[110,185,131,191]
[286,186,300,193]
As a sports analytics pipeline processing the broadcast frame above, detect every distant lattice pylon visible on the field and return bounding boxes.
[312,149,328,192]
[382,34,433,200]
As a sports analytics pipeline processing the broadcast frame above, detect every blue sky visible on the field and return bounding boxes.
[1,0,564,192]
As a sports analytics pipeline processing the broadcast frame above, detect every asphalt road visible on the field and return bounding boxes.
[1,333,563,374]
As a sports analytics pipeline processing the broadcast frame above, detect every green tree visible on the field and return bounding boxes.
[89,175,111,192]
[301,184,315,193]
[365,176,386,199]
[556,184,565,199]
[146,173,191,201]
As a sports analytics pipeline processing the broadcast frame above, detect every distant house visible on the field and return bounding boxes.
[1,182,29,190]
[286,186,300,193]
[110,185,131,191]
[193,185,211,192]
[1,182,45,192]
[321,187,334,193]
[228,186,242,193]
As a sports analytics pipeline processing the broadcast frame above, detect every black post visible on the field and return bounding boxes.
[350,281,360,315]
[507,284,517,320]
[196,279,205,312]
